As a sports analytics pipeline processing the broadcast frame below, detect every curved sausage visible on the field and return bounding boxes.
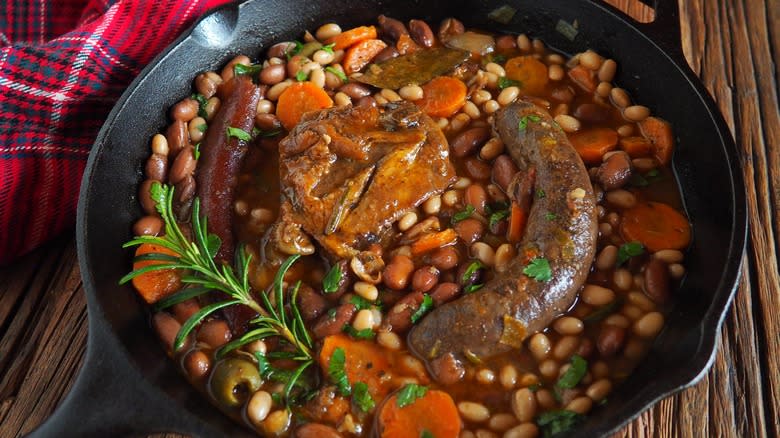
[408,101,597,375]
[196,75,261,262]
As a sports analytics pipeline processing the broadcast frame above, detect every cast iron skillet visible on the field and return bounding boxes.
[32,0,746,436]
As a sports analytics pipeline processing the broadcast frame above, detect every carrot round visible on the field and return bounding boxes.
[619,136,653,158]
[378,389,462,438]
[567,65,597,92]
[319,335,392,399]
[131,243,182,304]
[505,56,549,95]
[326,25,378,50]
[416,77,467,118]
[569,127,619,164]
[276,82,333,131]
[639,116,674,165]
[620,201,691,252]
[343,39,388,75]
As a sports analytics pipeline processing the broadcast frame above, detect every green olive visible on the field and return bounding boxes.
[209,358,262,408]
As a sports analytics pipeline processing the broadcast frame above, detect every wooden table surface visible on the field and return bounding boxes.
[1,1,778,436]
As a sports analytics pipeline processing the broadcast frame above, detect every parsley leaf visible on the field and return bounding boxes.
[536,188,546,199]
[252,127,283,138]
[451,204,475,224]
[295,69,309,82]
[321,43,336,54]
[233,63,263,76]
[352,381,375,412]
[193,142,201,160]
[523,257,552,282]
[536,410,585,437]
[616,241,644,266]
[489,209,510,228]
[190,93,208,118]
[322,263,343,294]
[464,283,483,293]
[462,260,483,283]
[518,114,541,131]
[396,384,428,407]
[410,294,433,324]
[325,66,348,83]
[497,77,521,89]
[328,347,351,396]
[349,295,381,311]
[545,212,558,221]
[196,123,207,133]
[226,126,252,142]
[342,324,375,340]
[421,431,435,438]
[286,40,304,59]
[556,355,587,389]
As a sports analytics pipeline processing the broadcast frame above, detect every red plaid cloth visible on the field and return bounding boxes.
[0,0,233,264]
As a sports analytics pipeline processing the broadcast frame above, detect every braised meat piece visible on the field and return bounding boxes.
[274,102,455,259]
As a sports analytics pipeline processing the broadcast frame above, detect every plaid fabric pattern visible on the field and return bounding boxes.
[0,0,231,264]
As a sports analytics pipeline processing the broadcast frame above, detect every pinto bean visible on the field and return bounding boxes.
[438,17,464,42]
[312,304,356,339]
[409,19,434,47]
[430,352,465,385]
[184,349,211,380]
[412,265,440,292]
[597,325,626,356]
[267,41,296,59]
[464,157,492,180]
[429,246,459,270]
[644,258,671,303]
[373,46,400,63]
[197,319,232,348]
[454,218,485,244]
[383,254,415,290]
[574,103,610,123]
[452,127,491,158]
[297,285,328,321]
[174,174,196,205]
[260,64,286,85]
[430,282,460,306]
[172,98,199,122]
[170,146,196,184]
[133,215,163,236]
[139,179,158,215]
[295,423,341,438]
[153,312,184,353]
[339,82,372,99]
[165,119,188,157]
[597,151,632,190]
[378,15,408,41]
[492,154,518,190]
[496,35,517,50]
[255,113,282,131]
[171,298,200,324]
[385,291,424,332]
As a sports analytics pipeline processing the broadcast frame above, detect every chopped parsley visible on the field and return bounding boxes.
[545,212,558,221]
[518,114,541,131]
[497,77,521,89]
[352,381,375,412]
[193,142,201,160]
[421,431,435,438]
[410,294,433,324]
[349,295,381,311]
[536,188,546,199]
[464,283,484,293]
[286,40,304,59]
[536,410,584,437]
[523,257,552,282]
[342,324,375,340]
[616,241,644,266]
[325,66,348,83]
[451,204,475,224]
[489,209,510,228]
[233,63,263,76]
[322,263,343,294]
[295,69,309,82]
[252,127,283,138]
[196,123,207,133]
[190,93,208,118]
[328,347,351,396]
[462,260,483,283]
[396,384,428,408]
[556,355,588,389]
[527,383,542,392]
[226,126,252,142]
[321,43,335,54]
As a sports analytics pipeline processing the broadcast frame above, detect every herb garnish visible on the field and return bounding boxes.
[556,355,587,389]
[410,294,433,324]
[451,204,475,223]
[396,384,428,407]
[536,188,546,199]
[462,260,483,283]
[193,143,201,160]
[421,431,435,438]
[616,241,644,266]
[226,126,252,141]
[545,212,558,221]
[322,263,343,294]
[497,77,521,89]
[295,69,309,82]
[523,257,552,282]
[325,66,348,83]
[234,63,263,77]
[328,347,351,396]
[196,123,207,133]
[190,93,208,118]
[342,324,375,340]
[349,295,381,311]
[536,410,585,437]
[464,283,483,293]
[287,40,304,59]
[352,381,375,412]
[518,114,541,131]
[252,127,283,138]
[489,209,510,228]
[321,43,335,54]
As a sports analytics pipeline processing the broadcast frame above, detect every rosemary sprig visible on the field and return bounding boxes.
[120,182,313,361]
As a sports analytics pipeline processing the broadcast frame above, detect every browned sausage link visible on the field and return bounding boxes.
[195,75,261,262]
[408,101,597,375]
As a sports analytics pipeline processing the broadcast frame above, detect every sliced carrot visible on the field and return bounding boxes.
[504,56,549,95]
[639,116,675,165]
[507,201,527,243]
[131,243,182,304]
[568,65,597,92]
[276,82,334,131]
[378,389,462,438]
[620,201,691,252]
[569,127,619,164]
[396,33,419,55]
[619,136,653,158]
[343,39,388,75]
[326,25,378,50]
[416,76,467,118]
[410,229,458,256]
[319,335,393,399]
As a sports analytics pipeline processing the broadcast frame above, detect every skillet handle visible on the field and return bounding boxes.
[614,0,685,60]
[27,323,183,437]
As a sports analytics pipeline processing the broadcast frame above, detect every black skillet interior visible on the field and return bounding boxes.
[36,0,746,437]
